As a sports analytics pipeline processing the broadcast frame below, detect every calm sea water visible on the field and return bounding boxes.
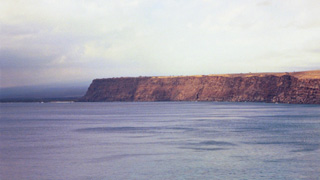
[0,102,319,180]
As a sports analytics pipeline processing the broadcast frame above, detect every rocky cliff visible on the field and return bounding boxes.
[80,70,320,104]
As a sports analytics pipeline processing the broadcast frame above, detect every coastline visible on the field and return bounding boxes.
[80,70,320,104]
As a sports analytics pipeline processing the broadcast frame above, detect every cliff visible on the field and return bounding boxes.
[80,70,320,104]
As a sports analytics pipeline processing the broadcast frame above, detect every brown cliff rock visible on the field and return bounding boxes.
[80,70,320,104]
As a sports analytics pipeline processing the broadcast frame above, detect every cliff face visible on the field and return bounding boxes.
[80,72,320,104]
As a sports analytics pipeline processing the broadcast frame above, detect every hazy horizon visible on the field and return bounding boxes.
[1,0,320,88]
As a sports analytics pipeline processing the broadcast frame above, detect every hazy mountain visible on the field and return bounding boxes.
[0,82,89,102]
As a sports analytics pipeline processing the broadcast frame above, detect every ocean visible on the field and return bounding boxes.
[0,102,319,180]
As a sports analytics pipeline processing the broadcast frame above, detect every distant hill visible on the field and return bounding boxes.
[0,83,88,102]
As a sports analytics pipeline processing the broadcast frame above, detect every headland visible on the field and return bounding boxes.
[80,70,320,104]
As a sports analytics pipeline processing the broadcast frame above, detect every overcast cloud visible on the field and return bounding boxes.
[1,0,320,87]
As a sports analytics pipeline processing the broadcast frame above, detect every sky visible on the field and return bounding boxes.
[1,0,320,88]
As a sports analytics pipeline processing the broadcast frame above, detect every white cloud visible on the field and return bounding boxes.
[0,0,320,87]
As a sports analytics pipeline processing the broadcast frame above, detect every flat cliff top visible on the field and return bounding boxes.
[214,70,320,79]
[289,70,320,79]
[151,70,320,79]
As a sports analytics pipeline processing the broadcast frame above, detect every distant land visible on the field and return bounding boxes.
[80,70,320,104]
[0,83,88,102]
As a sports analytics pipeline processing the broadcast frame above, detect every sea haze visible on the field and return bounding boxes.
[0,102,319,180]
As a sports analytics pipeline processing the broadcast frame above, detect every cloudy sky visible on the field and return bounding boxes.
[1,0,320,88]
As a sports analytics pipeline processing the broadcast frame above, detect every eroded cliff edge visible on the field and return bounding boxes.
[80,71,320,104]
